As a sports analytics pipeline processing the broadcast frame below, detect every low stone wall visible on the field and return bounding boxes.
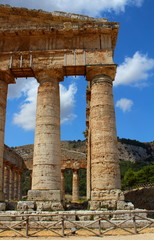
[125,187,154,210]
[0,210,150,229]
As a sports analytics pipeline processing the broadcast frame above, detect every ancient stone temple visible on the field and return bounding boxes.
[0,5,124,210]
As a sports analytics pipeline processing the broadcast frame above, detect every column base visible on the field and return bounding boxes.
[28,189,61,201]
[89,189,134,210]
[26,190,63,211]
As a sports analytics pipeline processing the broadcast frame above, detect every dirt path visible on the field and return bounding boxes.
[1,233,154,240]
[1,228,154,240]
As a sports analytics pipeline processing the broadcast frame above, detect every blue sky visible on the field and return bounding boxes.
[1,0,154,146]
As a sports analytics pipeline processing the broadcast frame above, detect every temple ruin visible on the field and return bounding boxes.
[0,5,124,210]
[3,145,23,201]
[3,144,86,204]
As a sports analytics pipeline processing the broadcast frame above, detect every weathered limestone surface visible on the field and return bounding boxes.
[61,170,65,202]
[86,85,91,200]
[3,145,23,201]
[90,74,121,189]
[0,4,118,80]
[18,173,22,200]
[3,166,9,200]
[14,171,18,200]
[9,168,14,201]
[86,68,121,209]
[28,70,63,205]
[72,169,79,202]
[0,80,8,202]
[0,5,133,209]
[0,210,150,230]
[4,145,24,169]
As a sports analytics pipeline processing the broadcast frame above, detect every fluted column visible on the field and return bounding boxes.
[14,170,18,200]
[86,128,91,199]
[0,80,8,201]
[61,170,65,202]
[18,172,22,200]
[72,169,79,202]
[4,166,10,200]
[9,167,14,200]
[86,84,91,200]
[87,66,122,209]
[28,70,63,205]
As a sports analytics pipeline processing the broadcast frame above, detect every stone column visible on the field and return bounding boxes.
[72,169,79,202]
[86,128,91,200]
[86,84,91,200]
[9,168,14,200]
[28,70,63,210]
[87,66,123,209]
[14,170,18,200]
[30,172,32,190]
[4,166,10,200]
[18,172,22,200]
[61,170,65,202]
[0,80,8,201]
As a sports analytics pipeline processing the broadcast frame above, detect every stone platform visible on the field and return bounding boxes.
[17,201,63,211]
[89,189,134,210]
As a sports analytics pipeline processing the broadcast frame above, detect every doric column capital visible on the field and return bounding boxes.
[86,65,117,82]
[34,69,64,84]
[91,74,113,87]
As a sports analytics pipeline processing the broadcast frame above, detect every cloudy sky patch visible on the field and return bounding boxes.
[116,98,134,112]
[0,0,144,16]
[114,52,154,87]
[8,78,77,131]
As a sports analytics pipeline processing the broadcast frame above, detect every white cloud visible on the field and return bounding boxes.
[116,98,133,112]
[0,0,144,16]
[8,78,77,131]
[12,79,39,130]
[8,78,36,99]
[114,52,154,87]
[60,83,77,124]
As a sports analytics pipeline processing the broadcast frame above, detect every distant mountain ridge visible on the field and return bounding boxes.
[12,138,154,165]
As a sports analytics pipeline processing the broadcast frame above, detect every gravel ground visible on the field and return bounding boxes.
[1,233,154,240]
[1,228,154,240]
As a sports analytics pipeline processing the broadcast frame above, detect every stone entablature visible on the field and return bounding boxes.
[0,4,118,81]
[4,145,24,170]
[0,5,118,48]
[61,149,86,170]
